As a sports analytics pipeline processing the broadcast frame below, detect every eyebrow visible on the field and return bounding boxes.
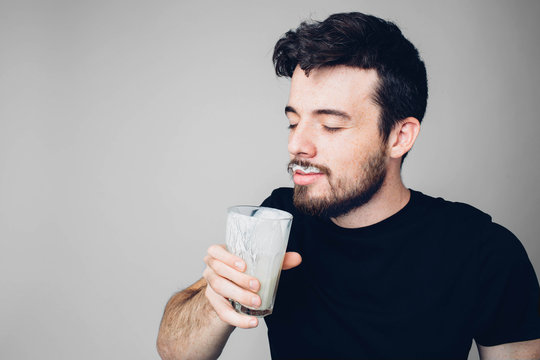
[285,105,351,120]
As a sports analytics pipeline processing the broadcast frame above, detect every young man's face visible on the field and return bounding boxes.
[286,65,389,218]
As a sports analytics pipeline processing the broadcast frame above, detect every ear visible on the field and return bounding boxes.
[387,117,421,159]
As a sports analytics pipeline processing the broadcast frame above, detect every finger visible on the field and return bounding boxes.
[205,282,259,329]
[204,267,261,309]
[205,256,260,292]
[207,244,246,272]
[282,251,302,270]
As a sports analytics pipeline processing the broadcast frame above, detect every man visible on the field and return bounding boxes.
[157,12,540,359]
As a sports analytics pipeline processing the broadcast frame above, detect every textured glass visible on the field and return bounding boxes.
[226,206,293,317]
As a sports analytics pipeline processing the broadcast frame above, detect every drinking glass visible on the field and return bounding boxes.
[226,206,293,317]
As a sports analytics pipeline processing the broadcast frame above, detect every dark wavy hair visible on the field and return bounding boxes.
[273,12,428,162]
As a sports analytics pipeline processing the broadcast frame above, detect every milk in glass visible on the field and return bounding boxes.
[226,206,293,317]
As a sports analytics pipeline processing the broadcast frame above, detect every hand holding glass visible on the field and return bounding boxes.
[226,206,293,317]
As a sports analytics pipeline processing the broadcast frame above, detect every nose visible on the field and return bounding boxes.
[288,121,317,159]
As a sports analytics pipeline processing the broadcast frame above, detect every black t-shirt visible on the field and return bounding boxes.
[261,188,540,360]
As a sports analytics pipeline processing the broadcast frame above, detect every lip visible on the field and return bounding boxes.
[293,171,325,185]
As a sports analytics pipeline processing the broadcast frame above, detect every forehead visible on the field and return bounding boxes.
[288,65,380,114]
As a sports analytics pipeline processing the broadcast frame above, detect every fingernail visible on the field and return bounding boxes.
[249,318,258,327]
[249,280,258,291]
[235,261,244,270]
[251,296,260,307]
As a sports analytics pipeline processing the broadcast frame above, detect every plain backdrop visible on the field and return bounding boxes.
[1,0,539,359]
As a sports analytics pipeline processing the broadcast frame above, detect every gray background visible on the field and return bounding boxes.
[1,0,539,359]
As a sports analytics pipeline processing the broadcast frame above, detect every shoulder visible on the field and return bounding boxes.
[479,222,529,266]
[413,190,493,237]
[260,187,295,214]
[416,190,526,259]
[419,191,493,225]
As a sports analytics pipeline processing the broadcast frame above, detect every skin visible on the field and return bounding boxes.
[156,65,540,360]
[157,249,301,360]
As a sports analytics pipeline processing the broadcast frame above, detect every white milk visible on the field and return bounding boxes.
[246,252,285,310]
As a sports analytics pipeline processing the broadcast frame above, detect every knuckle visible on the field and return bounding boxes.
[204,285,213,301]
[206,274,219,291]
[208,244,220,256]
[205,282,219,300]
[210,278,225,295]
[207,258,222,274]
[202,267,211,280]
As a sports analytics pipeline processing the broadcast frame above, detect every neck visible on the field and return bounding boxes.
[330,167,410,229]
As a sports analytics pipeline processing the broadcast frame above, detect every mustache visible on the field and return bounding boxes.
[287,159,331,176]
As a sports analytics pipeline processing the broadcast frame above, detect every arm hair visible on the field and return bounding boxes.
[157,278,234,360]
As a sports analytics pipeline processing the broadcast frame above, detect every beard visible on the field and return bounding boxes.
[288,145,387,219]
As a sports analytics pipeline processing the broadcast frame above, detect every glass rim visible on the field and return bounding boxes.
[227,205,293,221]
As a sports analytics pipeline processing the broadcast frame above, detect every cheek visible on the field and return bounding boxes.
[328,143,364,172]
[321,131,377,168]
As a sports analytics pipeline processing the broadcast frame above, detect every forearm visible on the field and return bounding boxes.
[157,278,235,360]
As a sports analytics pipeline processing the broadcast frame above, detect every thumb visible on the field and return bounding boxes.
[282,252,302,270]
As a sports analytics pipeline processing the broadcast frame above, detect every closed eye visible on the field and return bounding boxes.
[323,126,342,133]
[288,124,297,130]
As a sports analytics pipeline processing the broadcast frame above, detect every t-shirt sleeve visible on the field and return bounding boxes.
[473,222,540,346]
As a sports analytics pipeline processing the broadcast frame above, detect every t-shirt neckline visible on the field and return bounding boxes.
[319,189,427,236]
